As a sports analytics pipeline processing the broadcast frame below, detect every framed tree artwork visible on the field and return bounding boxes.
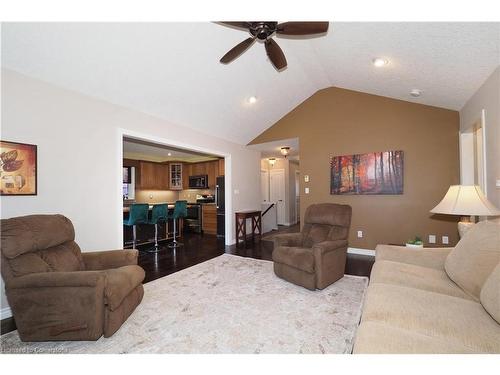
[331,150,404,195]
[0,140,37,195]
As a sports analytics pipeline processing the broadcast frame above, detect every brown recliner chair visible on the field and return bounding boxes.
[272,203,352,290]
[0,214,145,341]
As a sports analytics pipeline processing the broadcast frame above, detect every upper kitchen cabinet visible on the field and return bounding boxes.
[169,163,183,190]
[137,161,168,190]
[218,158,225,176]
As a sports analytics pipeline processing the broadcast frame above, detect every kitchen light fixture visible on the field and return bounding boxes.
[430,185,500,237]
[268,158,276,166]
[410,89,422,97]
[280,147,290,158]
[372,58,388,67]
[248,96,257,104]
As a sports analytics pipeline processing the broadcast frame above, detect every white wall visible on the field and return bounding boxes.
[460,66,500,208]
[0,69,261,317]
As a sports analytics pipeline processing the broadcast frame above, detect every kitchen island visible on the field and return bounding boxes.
[123,202,216,248]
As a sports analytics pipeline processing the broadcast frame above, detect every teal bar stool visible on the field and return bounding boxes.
[168,200,187,248]
[123,203,149,248]
[147,204,168,253]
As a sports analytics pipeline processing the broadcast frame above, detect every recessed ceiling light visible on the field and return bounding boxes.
[372,58,389,67]
[248,96,257,104]
[167,152,172,156]
[410,89,422,97]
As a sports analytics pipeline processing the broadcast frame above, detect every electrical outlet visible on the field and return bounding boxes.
[429,235,436,244]
[305,187,310,194]
[234,189,240,195]
[304,175,310,182]
[442,236,449,245]
[357,230,363,238]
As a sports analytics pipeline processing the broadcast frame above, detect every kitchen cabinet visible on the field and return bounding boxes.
[202,204,217,235]
[169,163,183,190]
[218,158,225,176]
[137,161,168,190]
[181,159,223,189]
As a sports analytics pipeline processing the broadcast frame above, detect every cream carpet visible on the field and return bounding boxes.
[1,254,368,354]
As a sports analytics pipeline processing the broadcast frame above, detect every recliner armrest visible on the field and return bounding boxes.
[8,270,106,289]
[82,249,138,271]
[273,233,304,248]
[312,240,348,255]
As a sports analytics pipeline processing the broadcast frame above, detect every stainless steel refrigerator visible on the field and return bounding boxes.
[216,176,225,237]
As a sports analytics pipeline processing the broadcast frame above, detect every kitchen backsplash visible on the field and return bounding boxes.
[135,189,179,204]
[178,189,215,202]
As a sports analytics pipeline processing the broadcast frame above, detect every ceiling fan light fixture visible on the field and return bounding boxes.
[280,147,290,158]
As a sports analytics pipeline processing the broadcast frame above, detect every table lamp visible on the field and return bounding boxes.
[430,185,500,237]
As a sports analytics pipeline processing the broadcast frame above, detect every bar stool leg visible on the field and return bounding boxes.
[168,218,183,248]
[132,225,137,249]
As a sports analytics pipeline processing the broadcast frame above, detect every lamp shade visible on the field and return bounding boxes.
[430,185,500,216]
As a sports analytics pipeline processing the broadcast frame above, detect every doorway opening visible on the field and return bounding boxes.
[119,132,230,257]
[248,137,300,235]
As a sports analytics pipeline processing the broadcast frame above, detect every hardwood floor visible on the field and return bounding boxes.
[0,226,374,335]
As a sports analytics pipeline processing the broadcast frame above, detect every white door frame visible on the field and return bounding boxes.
[460,109,488,196]
[117,128,233,245]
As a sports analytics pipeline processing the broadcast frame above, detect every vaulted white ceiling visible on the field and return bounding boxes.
[2,22,499,145]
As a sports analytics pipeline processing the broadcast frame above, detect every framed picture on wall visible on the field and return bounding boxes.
[330,150,404,195]
[0,140,37,196]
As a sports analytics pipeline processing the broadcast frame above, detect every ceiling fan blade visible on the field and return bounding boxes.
[265,39,287,70]
[276,22,329,35]
[220,37,256,64]
[218,22,251,30]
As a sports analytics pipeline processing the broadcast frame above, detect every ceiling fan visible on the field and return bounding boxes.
[218,22,329,71]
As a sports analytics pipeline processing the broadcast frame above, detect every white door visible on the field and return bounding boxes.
[270,169,286,225]
[261,170,269,202]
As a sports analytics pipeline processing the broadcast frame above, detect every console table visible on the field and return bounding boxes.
[235,210,262,247]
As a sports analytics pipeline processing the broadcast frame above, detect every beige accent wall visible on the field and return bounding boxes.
[459,66,500,210]
[250,87,460,249]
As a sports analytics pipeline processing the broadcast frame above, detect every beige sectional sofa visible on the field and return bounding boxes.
[353,221,500,353]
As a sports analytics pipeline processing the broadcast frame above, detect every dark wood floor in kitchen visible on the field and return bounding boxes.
[137,224,374,284]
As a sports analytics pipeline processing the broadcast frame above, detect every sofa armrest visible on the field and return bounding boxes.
[273,233,304,248]
[8,270,106,289]
[375,244,453,270]
[312,240,348,255]
[82,249,138,270]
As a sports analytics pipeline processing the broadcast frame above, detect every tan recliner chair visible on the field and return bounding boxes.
[272,203,352,290]
[0,214,145,341]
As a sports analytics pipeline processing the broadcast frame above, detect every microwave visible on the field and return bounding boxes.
[189,175,208,189]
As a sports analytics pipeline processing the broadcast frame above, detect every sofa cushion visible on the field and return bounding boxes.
[480,263,500,324]
[354,321,477,354]
[445,221,500,299]
[8,252,51,277]
[40,241,85,272]
[375,244,452,270]
[104,265,145,311]
[0,214,75,258]
[272,246,314,273]
[360,283,500,353]
[370,260,473,300]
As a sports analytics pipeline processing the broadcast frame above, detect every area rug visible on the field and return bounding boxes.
[1,254,368,354]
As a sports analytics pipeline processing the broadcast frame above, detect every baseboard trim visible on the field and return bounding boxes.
[347,247,375,257]
[1,306,12,320]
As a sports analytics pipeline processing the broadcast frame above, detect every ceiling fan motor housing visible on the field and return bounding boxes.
[250,22,278,40]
